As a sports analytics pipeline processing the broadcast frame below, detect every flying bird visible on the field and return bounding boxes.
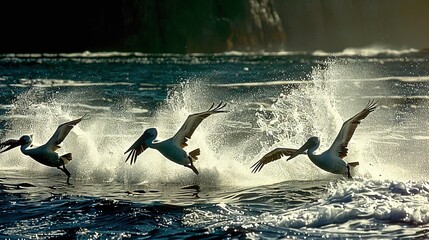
[0,116,85,184]
[251,100,378,178]
[125,102,228,174]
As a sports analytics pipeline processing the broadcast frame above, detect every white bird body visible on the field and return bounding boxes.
[20,143,68,168]
[150,139,191,166]
[251,100,377,178]
[125,102,227,174]
[306,138,348,175]
[0,116,85,184]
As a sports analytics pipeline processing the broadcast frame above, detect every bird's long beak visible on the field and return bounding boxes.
[0,144,19,153]
[0,140,23,153]
[287,141,311,161]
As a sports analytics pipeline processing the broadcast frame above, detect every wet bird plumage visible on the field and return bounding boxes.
[125,102,227,174]
[251,100,378,178]
[0,116,85,184]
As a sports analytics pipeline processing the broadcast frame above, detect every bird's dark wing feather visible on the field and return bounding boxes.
[172,102,227,148]
[124,131,151,165]
[329,100,378,158]
[251,148,300,173]
[46,116,85,151]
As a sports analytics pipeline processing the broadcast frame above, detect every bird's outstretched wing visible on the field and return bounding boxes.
[124,130,153,165]
[0,139,21,153]
[251,148,301,173]
[329,99,378,158]
[45,115,86,151]
[172,102,228,148]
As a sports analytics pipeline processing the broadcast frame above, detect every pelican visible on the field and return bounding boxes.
[0,116,85,184]
[251,100,378,178]
[125,102,228,174]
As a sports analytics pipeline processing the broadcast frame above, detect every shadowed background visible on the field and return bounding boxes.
[1,0,428,53]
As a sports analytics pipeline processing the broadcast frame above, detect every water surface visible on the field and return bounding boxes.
[1,50,429,239]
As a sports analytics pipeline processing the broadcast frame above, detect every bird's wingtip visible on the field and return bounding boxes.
[207,101,228,112]
[80,113,90,121]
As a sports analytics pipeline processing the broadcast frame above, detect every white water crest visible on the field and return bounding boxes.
[182,178,429,234]
[312,47,420,57]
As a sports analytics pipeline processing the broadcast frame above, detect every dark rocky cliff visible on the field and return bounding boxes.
[0,0,285,53]
[1,0,428,53]
[121,0,285,53]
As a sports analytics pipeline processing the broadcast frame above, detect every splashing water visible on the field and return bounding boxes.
[1,57,428,187]
[255,59,429,181]
[1,53,429,239]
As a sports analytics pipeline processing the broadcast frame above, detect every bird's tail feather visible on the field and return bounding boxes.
[189,148,200,161]
[61,153,73,164]
[348,162,359,167]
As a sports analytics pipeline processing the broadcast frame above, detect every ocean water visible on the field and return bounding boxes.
[1,49,429,239]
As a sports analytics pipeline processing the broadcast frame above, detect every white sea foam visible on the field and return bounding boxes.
[1,47,421,59]
[212,76,429,89]
[212,80,306,87]
[9,79,133,88]
[313,47,420,57]
[182,179,429,231]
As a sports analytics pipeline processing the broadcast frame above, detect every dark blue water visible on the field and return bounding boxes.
[1,50,429,239]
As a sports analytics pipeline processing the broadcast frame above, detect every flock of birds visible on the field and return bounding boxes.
[0,100,378,184]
